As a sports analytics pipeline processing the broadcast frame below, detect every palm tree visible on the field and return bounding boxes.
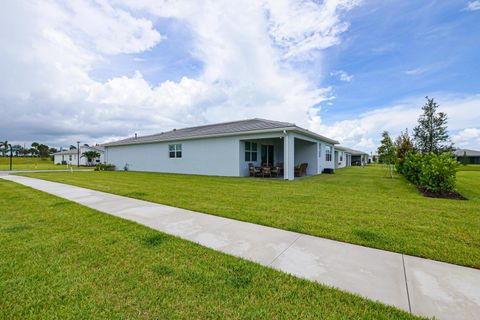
[81,150,100,166]
[2,141,8,157]
[31,142,39,157]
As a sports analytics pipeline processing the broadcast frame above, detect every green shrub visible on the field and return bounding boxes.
[401,152,423,184]
[94,163,116,171]
[418,153,459,192]
[402,152,458,192]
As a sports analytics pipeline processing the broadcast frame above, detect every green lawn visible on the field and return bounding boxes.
[0,157,66,170]
[20,166,480,269]
[458,164,480,171]
[0,179,417,319]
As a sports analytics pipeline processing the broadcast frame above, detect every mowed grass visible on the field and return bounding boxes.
[20,166,480,268]
[458,164,480,171]
[0,157,65,170]
[0,180,417,319]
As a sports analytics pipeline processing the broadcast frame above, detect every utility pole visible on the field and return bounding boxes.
[77,141,80,168]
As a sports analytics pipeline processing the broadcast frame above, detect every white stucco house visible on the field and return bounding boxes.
[103,118,340,180]
[53,145,105,166]
[334,146,370,168]
[334,146,351,169]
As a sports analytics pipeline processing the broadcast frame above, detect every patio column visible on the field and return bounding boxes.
[284,133,294,180]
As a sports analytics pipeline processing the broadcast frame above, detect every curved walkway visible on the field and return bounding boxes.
[2,174,479,320]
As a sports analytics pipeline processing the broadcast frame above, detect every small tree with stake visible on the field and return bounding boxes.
[377,131,396,178]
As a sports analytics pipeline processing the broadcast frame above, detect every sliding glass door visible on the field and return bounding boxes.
[261,145,274,166]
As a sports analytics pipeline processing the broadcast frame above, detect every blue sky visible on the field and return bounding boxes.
[321,0,480,122]
[1,0,479,151]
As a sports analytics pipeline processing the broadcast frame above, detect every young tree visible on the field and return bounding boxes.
[377,131,396,178]
[395,129,414,173]
[413,97,453,154]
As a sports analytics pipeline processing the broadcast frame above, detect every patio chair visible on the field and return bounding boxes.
[271,163,283,177]
[262,166,272,177]
[248,163,261,177]
[294,163,308,177]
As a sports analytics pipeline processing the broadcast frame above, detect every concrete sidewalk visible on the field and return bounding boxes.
[2,174,479,320]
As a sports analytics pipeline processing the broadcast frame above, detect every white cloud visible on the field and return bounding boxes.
[64,0,163,55]
[311,95,480,152]
[466,1,480,11]
[330,70,354,82]
[264,0,362,59]
[452,128,480,148]
[404,67,428,76]
[0,0,361,146]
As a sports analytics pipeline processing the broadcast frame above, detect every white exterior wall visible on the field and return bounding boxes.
[293,137,318,176]
[54,147,104,165]
[105,136,240,176]
[335,150,348,169]
[105,130,335,178]
[54,153,86,165]
[317,141,335,173]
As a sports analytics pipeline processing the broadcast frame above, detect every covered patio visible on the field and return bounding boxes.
[239,132,326,180]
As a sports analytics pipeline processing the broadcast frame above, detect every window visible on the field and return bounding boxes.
[325,146,332,162]
[69,155,72,161]
[340,152,343,162]
[244,141,258,162]
[169,144,182,158]
[318,143,322,157]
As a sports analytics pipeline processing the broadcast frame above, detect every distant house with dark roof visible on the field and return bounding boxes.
[454,149,480,164]
[53,145,105,166]
[335,146,370,168]
[103,118,341,179]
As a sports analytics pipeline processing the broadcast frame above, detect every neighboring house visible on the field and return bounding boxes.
[335,146,369,167]
[53,145,105,166]
[334,146,351,169]
[454,149,480,164]
[103,118,339,180]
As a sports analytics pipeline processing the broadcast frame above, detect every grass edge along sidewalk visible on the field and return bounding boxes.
[0,179,419,319]
[18,166,480,269]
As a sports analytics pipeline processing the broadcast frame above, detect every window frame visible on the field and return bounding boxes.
[325,146,332,162]
[244,141,258,162]
[169,144,182,158]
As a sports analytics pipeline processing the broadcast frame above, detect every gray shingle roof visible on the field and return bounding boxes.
[103,118,339,147]
[336,146,369,156]
[454,149,480,157]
